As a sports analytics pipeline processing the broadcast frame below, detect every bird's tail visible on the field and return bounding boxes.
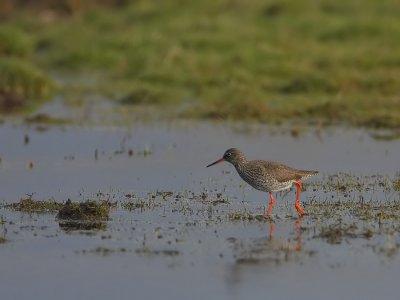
[297,170,319,179]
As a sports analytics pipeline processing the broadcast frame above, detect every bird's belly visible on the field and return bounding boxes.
[251,181,293,192]
[268,181,294,192]
[238,172,293,192]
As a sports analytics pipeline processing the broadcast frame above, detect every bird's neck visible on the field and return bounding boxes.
[232,159,247,172]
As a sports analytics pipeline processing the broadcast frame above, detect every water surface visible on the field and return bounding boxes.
[0,122,399,300]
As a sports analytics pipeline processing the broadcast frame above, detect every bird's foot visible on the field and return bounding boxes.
[265,213,273,220]
[295,203,305,216]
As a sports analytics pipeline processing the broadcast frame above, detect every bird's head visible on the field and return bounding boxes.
[206,148,246,167]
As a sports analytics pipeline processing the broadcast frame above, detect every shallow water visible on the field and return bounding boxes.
[0,122,399,300]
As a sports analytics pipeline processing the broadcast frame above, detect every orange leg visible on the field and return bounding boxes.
[269,221,275,241]
[293,180,305,216]
[266,192,275,217]
[294,216,303,251]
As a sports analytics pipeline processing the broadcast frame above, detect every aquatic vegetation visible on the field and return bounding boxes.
[56,199,111,221]
[394,179,400,192]
[25,113,70,125]
[305,173,395,193]
[305,198,400,221]
[83,247,117,256]
[135,248,180,257]
[77,247,180,256]
[5,197,64,213]
[228,211,267,222]
[121,193,162,211]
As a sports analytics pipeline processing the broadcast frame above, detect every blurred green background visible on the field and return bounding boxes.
[1,0,399,127]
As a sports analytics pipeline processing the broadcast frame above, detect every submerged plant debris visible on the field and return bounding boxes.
[317,223,360,244]
[233,236,309,265]
[76,247,180,257]
[58,221,107,232]
[228,211,267,222]
[134,248,180,257]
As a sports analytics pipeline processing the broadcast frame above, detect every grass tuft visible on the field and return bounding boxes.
[56,199,111,221]
[0,58,53,113]
[0,26,33,57]
[5,197,63,213]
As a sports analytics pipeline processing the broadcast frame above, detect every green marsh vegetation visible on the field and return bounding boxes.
[0,25,53,113]
[56,199,111,221]
[1,0,400,127]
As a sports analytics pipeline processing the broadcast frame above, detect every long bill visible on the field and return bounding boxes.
[206,158,224,168]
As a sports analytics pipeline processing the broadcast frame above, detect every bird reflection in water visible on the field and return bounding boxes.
[225,217,305,287]
[269,217,303,252]
[231,217,304,264]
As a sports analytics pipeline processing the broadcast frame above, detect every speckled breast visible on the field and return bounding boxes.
[236,167,293,193]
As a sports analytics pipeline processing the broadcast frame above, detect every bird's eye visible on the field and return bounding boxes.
[226,152,231,157]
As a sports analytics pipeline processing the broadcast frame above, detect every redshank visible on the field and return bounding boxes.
[206,148,318,217]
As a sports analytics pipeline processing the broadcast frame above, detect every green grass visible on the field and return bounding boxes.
[0,24,53,113]
[0,58,52,95]
[0,26,33,57]
[1,0,400,127]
